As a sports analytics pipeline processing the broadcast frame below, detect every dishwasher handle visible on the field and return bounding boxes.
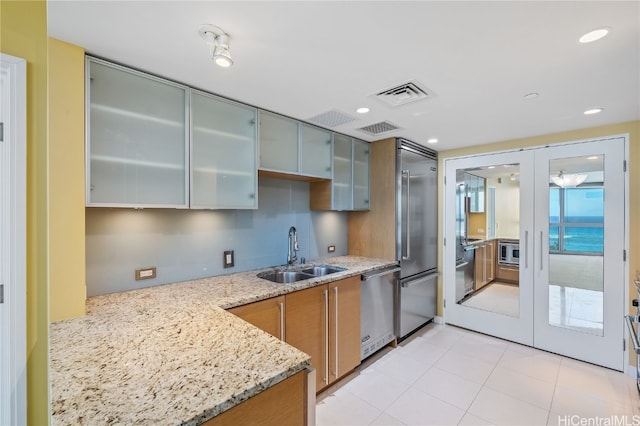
[361,266,401,281]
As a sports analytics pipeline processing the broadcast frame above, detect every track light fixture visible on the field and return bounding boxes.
[199,24,233,68]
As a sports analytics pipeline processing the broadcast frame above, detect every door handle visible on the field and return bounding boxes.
[401,272,439,287]
[278,302,285,342]
[525,230,529,269]
[402,170,411,260]
[540,231,544,271]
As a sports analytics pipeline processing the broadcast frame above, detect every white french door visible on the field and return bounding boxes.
[0,53,27,426]
[444,136,627,370]
[532,138,625,369]
[444,150,535,346]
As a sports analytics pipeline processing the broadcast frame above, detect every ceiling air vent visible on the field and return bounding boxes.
[375,80,434,107]
[307,109,357,128]
[357,121,401,136]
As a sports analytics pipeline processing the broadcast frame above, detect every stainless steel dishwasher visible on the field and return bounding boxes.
[360,265,401,360]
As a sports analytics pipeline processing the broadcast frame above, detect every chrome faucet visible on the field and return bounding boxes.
[287,226,299,265]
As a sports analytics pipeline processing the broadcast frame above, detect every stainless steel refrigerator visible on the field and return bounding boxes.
[395,139,438,340]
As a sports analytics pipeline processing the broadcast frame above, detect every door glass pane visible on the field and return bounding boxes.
[455,163,520,318]
[548,156,604,336]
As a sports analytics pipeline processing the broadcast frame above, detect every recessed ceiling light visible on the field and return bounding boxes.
[584,108,603,115]
[356,107,370,114]
[587,156,599,160]
[524,92,539,100]
[579,27,610,44]
[427,138,438,144]
[488,166,496,169]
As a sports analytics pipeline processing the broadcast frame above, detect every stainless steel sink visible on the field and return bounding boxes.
[301,265,347,276]
[257,264,347,283]
[257,270,315,283]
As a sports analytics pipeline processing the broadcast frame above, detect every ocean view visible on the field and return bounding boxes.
[549,216,604,253]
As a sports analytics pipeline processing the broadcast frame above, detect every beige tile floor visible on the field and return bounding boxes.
[461,282,604,335]
[316,324,638,426]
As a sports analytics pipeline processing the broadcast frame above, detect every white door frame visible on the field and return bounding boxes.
[443,134,629,371]
[0,52,27,426]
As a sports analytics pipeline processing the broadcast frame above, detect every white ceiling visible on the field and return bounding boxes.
[47,1,640,151]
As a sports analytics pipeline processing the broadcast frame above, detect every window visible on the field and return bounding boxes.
[549,187,603,254]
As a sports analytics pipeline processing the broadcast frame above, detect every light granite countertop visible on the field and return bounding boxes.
[50,255,396,425]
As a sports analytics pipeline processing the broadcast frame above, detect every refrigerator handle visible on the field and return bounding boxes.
[402,170,410,260]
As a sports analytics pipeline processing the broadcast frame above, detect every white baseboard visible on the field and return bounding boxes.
[433,316,444,325]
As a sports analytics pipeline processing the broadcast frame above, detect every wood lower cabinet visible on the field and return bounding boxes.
[474,240,496,290]
[285,284,327,392]
[496,264,519,283]
[202,370,308,426]
[227,296,285,341]
[286,277,361,392]
[229,277,361,394]
[328,276,361,384]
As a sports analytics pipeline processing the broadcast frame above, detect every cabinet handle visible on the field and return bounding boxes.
[278,302,285,342]
[323,289,329,385]
[333,286,338,378]
[483,245,487,283]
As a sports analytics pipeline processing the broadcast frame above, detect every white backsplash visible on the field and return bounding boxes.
[86,177,348,296]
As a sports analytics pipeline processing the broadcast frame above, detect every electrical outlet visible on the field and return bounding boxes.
[135,267,156,280]
[477,228,485,234]
[224,250,234,268]
[328,245,336,253]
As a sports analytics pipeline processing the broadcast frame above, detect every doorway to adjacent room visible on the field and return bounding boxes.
[444,136,627,370]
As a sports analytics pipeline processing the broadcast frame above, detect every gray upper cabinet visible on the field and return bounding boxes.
[190,91,258,209]
[332,134,353,210]
[310,135,370,211]
[300,124,332,179]
[258,111,332,179]
[258,111,298,174]
[465,173,485,213]
[86,58,189,207]
[352,140,370,210]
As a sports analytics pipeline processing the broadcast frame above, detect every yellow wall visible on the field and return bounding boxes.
[468,213,487,239]
[48,38,86,321]
[0,1,50,424]
[437,120,640,364]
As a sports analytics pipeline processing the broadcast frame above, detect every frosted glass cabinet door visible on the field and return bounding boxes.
[353,140,370,210]
[259,111,298,173]
[191,91,257,209]
[300,124,332,178]
[332,134,353,210]
[87,59,188,207]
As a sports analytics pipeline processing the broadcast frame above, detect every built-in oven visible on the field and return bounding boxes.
[498,241,520,265]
